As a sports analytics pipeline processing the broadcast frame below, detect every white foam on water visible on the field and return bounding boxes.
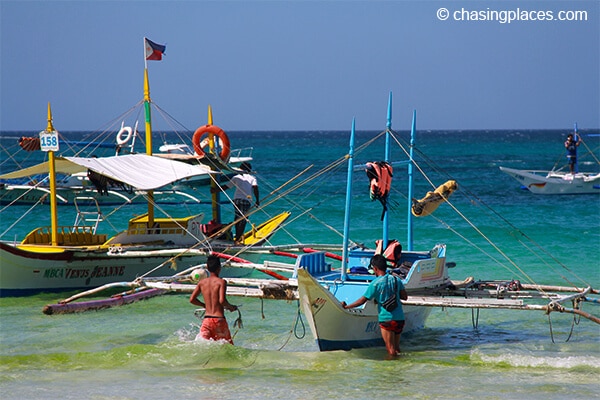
[471,348,600,369]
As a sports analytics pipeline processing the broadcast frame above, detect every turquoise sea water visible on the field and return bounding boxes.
[1,128,599,399]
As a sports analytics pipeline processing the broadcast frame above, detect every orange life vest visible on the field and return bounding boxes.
[375,239,403,268]
[365,161,393,220]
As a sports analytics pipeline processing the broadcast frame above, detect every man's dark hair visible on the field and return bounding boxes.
[370,254,388,271]
[240,162,252,172]
[206,255,221,273]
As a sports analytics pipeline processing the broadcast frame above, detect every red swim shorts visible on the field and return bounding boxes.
[379,320,405,334]
[199,316,233,344]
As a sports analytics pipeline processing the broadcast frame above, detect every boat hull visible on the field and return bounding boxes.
[499,167,600,195]
[0,242,262,296]
[297,268,432,351]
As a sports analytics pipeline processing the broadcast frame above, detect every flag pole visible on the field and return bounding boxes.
[143,38,154,226]
[143,37,148,70]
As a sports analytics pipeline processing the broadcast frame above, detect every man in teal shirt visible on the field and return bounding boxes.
[342,254,408,357]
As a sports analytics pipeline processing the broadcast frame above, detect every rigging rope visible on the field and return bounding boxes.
[0,192,49,238]
[386,129,593,295]
[0,175,50,213]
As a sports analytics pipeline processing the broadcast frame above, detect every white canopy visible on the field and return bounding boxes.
[0,154,215,190]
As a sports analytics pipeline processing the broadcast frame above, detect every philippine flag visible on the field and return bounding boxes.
[145,38,166,61]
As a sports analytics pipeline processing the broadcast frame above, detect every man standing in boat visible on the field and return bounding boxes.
[565,133,581,174]
[218,162,260,243]
[189,255,238,344]
[341,254,408,358]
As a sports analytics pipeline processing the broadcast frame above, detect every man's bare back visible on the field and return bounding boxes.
[190,256,238,344]
[191,275,229,317]
[190,256,237,316]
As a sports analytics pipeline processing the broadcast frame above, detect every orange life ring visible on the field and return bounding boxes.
[192,124,231,161]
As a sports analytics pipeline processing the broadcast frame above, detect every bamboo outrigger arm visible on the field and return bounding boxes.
[545,301,600,324]
[403,286,599,325]
[544,287,600,324]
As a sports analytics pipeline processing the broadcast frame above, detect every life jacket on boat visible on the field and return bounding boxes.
[365,161,393,220]
[201,220,232,241]
[375,239,402,268]
[202,220,224,237]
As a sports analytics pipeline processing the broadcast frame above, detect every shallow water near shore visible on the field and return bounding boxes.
[1,129,599,399]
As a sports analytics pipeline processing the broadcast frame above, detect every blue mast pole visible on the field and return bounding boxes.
[574,122,579,173]
[382,92,392,249]
[407,110,416,251]
[341,118,356,280]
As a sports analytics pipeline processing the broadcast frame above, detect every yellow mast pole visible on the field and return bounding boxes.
[46,103,59,246]
[143,68,155,227]
[207,105,221,224]
[207,104,213,126]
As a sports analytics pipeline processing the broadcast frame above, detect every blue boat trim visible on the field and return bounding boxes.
[317,338,384,351]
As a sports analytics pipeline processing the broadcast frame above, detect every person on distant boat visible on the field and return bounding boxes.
[217,162,260,243]
[189,255,238,344]
[341,254,408,358]
[565,133,581,174]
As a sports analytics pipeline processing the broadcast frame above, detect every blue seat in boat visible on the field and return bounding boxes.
[293,252,331,278]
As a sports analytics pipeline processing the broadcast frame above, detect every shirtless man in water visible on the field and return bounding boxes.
[189,255,238,344]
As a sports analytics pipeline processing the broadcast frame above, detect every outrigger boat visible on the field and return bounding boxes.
[295,100,598,351]
[294,99,460,350]
[499,124,600,195]
[0,109,289,296]
[42,94,599,354]
[0,39,291,296]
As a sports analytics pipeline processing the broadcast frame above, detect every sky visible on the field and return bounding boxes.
[1,0,598,132]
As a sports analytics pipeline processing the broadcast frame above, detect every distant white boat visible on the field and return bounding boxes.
[500,126,600,195]
[499,167,600,195]
[155,141,253,187]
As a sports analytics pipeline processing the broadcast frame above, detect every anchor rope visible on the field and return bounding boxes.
[231,307,243,340]
[277,300,306,351]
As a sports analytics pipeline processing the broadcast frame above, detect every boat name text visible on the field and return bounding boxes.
[365,321,380,333]
[43,266,126,280]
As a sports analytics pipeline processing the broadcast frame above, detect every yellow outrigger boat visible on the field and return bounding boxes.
[0,39,291,296]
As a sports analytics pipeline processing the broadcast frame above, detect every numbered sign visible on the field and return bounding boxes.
[39,130,59,152]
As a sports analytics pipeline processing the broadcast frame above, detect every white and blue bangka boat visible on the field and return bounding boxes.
[295,95,454,351]
[294,97,600,352]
